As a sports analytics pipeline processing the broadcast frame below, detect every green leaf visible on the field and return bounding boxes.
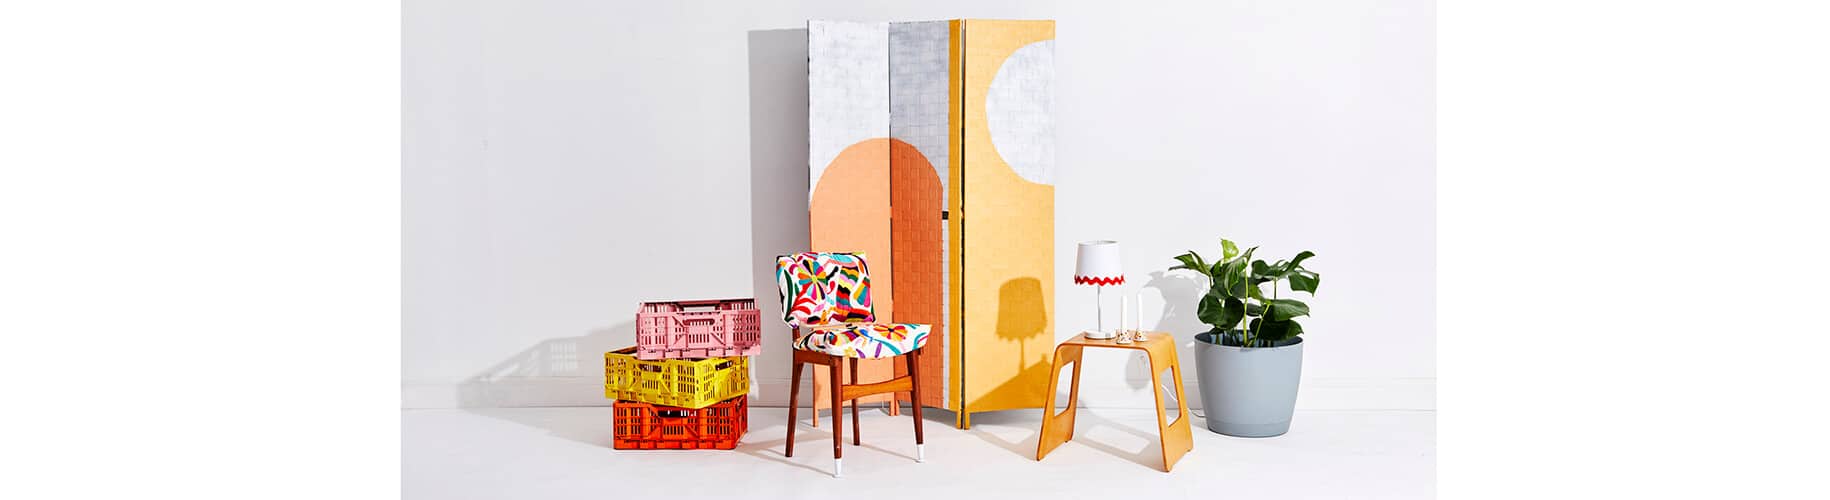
[1227,268,1249,298]
[1247,317,1305,343]
[1245,301,1265,317]
[1221,239,1240,261]
[1196,294,1224,325]
[1289,271,1320,294]
[1171,252,1205,274]
[1265,298,1310,321]
[1218,260,1244,298]
[1227,247,1258,296]
[1220,298,1246,329]
[1197,295,1245,329]
[1288,251,1316,270]
[1250,259,1272,277]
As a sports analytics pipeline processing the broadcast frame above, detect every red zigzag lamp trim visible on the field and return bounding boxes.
[1073,275,1125,286]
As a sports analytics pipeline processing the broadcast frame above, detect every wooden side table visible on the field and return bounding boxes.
[1034,332,1193,472]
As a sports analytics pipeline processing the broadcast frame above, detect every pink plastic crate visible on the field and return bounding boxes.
[635,298,762,360]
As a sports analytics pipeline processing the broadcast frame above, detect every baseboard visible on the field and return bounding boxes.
[404,376,1434,411]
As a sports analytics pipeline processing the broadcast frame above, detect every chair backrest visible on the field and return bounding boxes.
[774,252,875,328]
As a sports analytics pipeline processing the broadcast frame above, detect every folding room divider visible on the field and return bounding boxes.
[807,19,1056,429]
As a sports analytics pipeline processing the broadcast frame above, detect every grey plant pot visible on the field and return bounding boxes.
[1194,330,1303,437]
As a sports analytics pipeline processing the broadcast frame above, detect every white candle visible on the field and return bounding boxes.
[1118,294,1131,335]
[1129,293,1144,340]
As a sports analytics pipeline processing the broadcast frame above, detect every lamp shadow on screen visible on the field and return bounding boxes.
[963,277,1052,427]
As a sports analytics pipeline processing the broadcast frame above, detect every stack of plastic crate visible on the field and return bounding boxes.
[604,298,762,450]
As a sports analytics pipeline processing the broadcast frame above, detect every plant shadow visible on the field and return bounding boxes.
[1132,270,1208,412]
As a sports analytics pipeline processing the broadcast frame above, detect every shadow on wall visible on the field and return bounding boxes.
[996,277,1048,366]
[1125,270,1209,408]
[458,27,809,412]
[747,27,811,400]
[456,322,633,407]
[441,28,812,447]
[968,278,1051,412]
[1143,270,1207,337]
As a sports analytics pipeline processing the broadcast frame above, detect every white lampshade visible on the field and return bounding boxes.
[1074,240,1124,287]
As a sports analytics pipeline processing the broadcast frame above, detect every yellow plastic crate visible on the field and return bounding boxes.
[604,346,749,409]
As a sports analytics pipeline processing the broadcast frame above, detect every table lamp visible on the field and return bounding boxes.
[1074,240,1124,339]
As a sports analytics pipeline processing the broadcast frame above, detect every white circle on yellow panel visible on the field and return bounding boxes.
[985,40,1055,186]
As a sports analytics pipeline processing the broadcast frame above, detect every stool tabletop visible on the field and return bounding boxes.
[1059,332,1176,353]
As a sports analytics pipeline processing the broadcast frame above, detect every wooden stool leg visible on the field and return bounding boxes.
[906,347,925,462]
[786,358,803,457]
[828,357,844,478]
[1167,350,1194,463]
[1067,346,1084,438]
[1147,348,1193,472]
[1036,345,1082,461]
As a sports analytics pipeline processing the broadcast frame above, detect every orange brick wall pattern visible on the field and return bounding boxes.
[889,138,947,409]
[809,138,899,407]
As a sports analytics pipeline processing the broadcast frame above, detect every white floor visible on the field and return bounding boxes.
[404,406,1433,499]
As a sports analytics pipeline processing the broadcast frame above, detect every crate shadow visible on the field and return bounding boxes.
[461,406,616,448]
[454,322,636,447]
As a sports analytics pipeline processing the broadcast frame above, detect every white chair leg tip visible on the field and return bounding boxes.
[917,444,925,462]
[833,458,842,478]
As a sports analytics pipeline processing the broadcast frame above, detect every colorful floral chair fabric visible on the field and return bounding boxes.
[775,252,930,359]
[774,251,930,477]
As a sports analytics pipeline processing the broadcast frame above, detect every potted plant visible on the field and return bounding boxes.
[1170,239,1319,437]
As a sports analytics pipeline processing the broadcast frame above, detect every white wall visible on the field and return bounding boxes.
[404,0,1434,411]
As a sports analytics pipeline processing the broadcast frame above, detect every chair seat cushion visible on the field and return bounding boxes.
[792,322,929,359]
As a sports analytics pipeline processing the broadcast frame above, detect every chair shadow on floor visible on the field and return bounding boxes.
[967,407,1170,472]
[740,404,958,475]
[734,430,827,475]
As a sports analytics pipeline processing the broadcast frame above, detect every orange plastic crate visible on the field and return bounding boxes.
[612,395,748,450]
[635,298,762,360]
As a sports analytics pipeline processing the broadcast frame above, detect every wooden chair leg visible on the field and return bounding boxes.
[907,347,925,462]
[828,357,843,478]
[810,368,821,428]
[848,357,861,446]
[786,358,803,458]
